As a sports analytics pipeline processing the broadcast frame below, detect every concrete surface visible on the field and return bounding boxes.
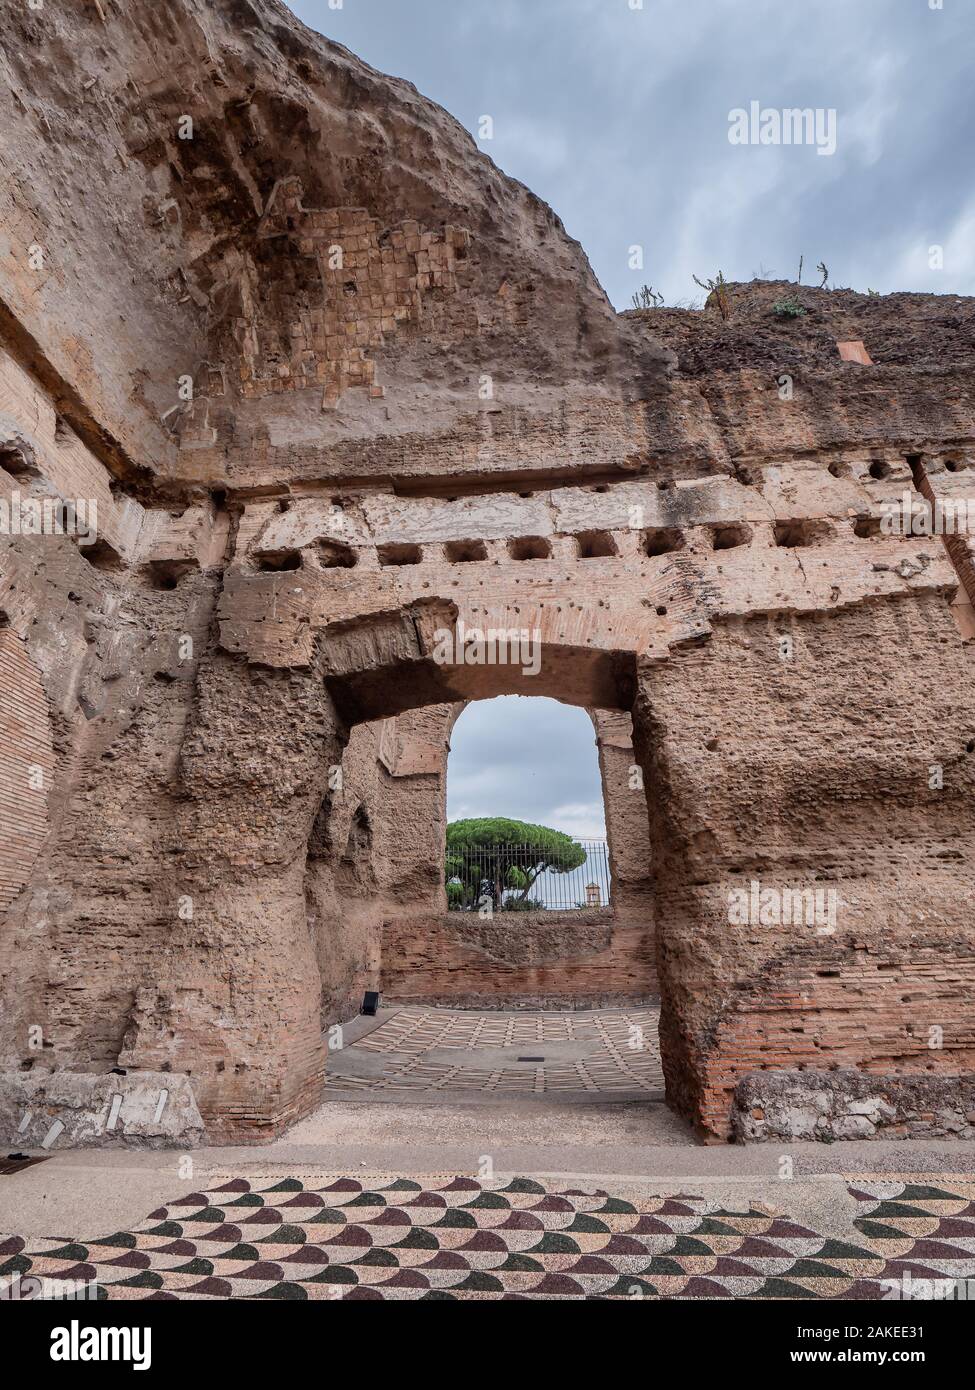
[4,1091,975,1241]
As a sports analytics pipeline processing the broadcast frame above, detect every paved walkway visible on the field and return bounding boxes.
[327,1006,664,1099]
[5,1173,975,1300]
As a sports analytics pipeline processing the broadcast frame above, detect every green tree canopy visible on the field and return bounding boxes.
[445,817,587,911]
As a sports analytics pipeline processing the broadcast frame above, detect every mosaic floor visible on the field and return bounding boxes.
[4,1175,975,1300]
[327,1006,665,1096]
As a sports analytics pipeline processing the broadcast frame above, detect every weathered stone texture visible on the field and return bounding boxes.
[733,1070,975,1143]
[305,706,449,1025]
[0,627,53,914]
[635,596,975,1137]
[1,0,974,1145]
[0,1070,205,1150]
[381,911,655,1011]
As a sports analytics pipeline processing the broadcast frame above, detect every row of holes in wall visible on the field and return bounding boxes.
[4,445,960,579]
[41,454,958,579]
[258,519,889,572]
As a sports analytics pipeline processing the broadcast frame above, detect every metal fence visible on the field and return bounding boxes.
[446,840,611,913]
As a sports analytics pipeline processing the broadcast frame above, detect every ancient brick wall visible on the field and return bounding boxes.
[112,651,347,1141]
[306,706,450,1027]
[245,179,473,409]
[1,0,974,1147]
[381,911,654,1010]
[594,709,655,941]
[0,627,53,914]
[708,951,975,1139]
[634,595,975,1139]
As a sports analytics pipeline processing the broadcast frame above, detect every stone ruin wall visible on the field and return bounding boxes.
[1,0,975,1144]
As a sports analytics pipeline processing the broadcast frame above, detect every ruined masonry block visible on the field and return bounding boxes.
[0,1072,206,1150]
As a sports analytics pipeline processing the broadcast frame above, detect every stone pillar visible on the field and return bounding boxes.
[633,595,975,1139]
[593,709,655,986]
[119,652,346,1142]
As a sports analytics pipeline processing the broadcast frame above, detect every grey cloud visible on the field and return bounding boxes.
[446,697,606,840]
[290,0,974,303]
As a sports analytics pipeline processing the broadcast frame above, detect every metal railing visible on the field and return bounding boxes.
[446,840,611,913]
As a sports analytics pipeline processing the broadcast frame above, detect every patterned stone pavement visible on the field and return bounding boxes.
[328,1006,665,1096]
[3,1175,975,1300]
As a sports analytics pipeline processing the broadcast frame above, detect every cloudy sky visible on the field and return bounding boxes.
[285,0,972,833]
[447,698,606,839]
[289,0,975,308]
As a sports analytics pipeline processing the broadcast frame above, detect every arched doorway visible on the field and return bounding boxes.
[116,606,670,1141]
[373,695,657,1010]
[315,693,664,1112]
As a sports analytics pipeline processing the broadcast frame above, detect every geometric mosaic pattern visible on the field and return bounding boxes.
[329,1007,665,1095]
[3,1175,974,1300]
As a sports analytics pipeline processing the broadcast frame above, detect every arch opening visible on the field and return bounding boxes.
[307,690,665,1121]
[444,697,611,916]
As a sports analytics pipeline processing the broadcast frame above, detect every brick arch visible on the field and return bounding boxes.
[0,626,54,914]
[317,603,659,1017]
[320,598,647,726]
[129,585,975,1147]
